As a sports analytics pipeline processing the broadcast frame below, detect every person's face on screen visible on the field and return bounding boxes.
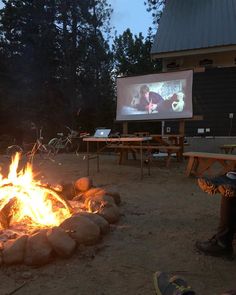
[140,85,150,100]
[144,91,149,100]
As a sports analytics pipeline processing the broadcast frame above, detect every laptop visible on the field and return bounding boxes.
[94,128,111,138]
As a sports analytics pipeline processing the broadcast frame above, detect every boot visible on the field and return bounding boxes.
[195,235,233,258]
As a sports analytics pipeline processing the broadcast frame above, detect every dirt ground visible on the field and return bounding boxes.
[0,153,235,295]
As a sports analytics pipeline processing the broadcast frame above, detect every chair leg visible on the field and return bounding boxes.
[166,152,171,167]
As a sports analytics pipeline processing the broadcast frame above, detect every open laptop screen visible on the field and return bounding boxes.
[94,129,111,138]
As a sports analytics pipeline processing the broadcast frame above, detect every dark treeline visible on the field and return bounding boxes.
[0,0,161,146]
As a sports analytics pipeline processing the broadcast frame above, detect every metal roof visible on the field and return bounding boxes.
[151,0,236,55]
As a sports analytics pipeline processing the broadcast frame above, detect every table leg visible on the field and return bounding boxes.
[195,158,215,176]
[96,142,100,172]
[119,150,127,165]
[86,141,89,176]
[217,159,236,174]
[140,142,143,179]
[179,137,184,161]
[166,152,172,168]
[147,149,151,176]
[185,156,195,176]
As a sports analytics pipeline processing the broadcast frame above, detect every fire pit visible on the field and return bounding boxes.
[0,153,121,266]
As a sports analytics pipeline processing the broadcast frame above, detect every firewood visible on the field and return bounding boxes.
[0,197,18,229]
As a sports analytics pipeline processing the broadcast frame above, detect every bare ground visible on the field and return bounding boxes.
[0,153,235,295]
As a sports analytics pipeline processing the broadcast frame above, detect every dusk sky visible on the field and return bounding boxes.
[109,0,154,37]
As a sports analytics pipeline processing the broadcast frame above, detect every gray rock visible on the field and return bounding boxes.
[60,215,100,245]
[24,230,53,266]
[47,227,76,258]
[75,212,110,234]
[3,235,28,265]
[98,204,120,224]
[105,190,121,205]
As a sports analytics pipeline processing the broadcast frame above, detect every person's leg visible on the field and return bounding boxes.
[196,196,236,257]
[216,196,236,244]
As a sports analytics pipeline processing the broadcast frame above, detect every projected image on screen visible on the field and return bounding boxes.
[116,70,193,121]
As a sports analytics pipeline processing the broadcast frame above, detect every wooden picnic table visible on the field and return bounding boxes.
[83,136,152,179]
[151,134,185,159]
[220,144,236,154]
[183,151,236,177]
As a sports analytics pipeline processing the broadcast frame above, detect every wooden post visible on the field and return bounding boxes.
[122,122,128,161]
[161,120,165,136]
[178,116,203,159]
[123,122,128,135]
[179,120,185,160]
[179,120,185,135]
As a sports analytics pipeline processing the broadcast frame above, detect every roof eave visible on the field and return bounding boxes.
[151,44,236,59]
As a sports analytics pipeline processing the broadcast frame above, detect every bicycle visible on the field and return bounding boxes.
[6,127,56,163]
[48,126,85,155]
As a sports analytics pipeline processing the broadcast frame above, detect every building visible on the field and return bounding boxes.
[151,0,236,138]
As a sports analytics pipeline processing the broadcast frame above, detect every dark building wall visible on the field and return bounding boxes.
[166,67,236,136]
[188,67,236,136]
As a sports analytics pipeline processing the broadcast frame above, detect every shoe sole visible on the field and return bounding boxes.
[195,246,234,260]
[169,276,195,294]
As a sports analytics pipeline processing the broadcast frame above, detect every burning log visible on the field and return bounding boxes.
[84,194,114,210]
[0,197,19,229]
[74,185,121,206]
[84,195,120,224]
[59,182,76,200]
[82,187,106,200]
[75,177,93,192]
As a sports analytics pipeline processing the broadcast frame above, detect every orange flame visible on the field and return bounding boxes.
[0,153,71,229]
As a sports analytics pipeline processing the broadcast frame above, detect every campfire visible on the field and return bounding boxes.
[0,153,121,266]
[0,153,71,231]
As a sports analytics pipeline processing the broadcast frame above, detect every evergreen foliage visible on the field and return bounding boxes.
[112,28,161,77]
[0,0,159,147]
[144,0,166,24]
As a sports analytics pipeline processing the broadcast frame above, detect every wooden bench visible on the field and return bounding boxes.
[220,144,236,154]
[108,144,181,167]
[183,151,236,177]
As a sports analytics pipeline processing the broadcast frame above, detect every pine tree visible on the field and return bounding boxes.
[56,0,114,130]
[144,0,166,24]
[112,29,161,77]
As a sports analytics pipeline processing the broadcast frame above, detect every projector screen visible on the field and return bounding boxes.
[116,70,193,121]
